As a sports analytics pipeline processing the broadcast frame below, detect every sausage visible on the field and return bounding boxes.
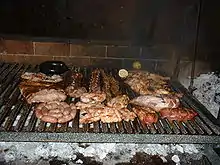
[35,109,43,119]
[41,115,57,123]
[48,112,63,118]
[70,110,77,118]
[48,109,60,114]
[58,115,73,123]
[63,108,71,116]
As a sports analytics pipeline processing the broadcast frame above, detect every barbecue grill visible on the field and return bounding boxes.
[0,62,219,144]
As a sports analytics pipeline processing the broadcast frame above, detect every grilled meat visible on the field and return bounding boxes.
[125,71,171,95]
[89,69,101,92]
[21,72,63,83]
[35,101,77,123]
[100,69,112,101]
[160,107,198,121]
[65,86,87,98]
[80,105,136,124]
[107,95,129,109]
[80,92,106,103]
[108,74,121,97]
[132,106,158,124]
[130,95,180,112]
[26,89,67,104]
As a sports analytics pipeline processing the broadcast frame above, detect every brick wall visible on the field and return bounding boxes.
[0,39,197,78]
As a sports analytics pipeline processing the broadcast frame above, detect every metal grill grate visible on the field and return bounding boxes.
[0,62,220,143]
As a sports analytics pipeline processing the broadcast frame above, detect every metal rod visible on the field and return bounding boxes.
[189,0,203,93]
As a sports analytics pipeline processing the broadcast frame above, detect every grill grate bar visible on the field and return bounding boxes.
[155,121,165,134]
[117,122,125,133]
[123,121,133,134]
[131,119,142,134]
[190,120,205,134]
[183,121,196,134]
[0,64,9,77]
[0,64,18,83]
[0,88,21,125]
[160,119,173,134]
[37,121,46,132]
[46,123,57,132]
[25,110,38,132]
[171,121,181,134]
[14,104,32,131]
[147,124,157,134]
[109,123,117,133]
[101,122,109,133]
[194,117,213,135]
[4,100,24,131]
[93,121,100,133]
[71,110,80,132]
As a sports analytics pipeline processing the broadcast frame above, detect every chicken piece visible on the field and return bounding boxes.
[79,106,136,124]
[65,86,87,98]
[119,108,137,122]
[21,72,63,83]
[160,107,198,121]
[130,95,180,112]
[125,71,172,95]
[80,92,106,103]
[132,106,158,124]
[26,89,67,104]
[107,95,129,109]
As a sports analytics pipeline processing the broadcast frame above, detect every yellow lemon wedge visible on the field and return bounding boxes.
[118,69,128,78]
[132,61,141,69]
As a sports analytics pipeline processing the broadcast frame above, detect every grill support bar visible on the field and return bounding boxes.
[0,132,220,144]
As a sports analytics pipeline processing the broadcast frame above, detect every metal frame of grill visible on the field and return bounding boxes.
[0,62,220,143]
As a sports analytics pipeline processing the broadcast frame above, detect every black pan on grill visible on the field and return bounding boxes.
[39,61,69,75]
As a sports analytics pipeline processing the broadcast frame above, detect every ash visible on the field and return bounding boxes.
[193,72,220,118]
[0,142,203,165]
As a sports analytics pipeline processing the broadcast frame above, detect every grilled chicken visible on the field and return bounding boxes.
[160,107,198,121]
[132,106,158,124]
[21,72,63,83]
[125,71,171,95]
[65,86,87,98]
[107,95,129,109]
[26,89,67,104]
[130,95,180,112]
[80,106,136,124]
[80,92,106,103]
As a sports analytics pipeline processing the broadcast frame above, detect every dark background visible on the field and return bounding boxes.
[0,0,199,45]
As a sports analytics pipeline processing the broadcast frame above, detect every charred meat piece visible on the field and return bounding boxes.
[130,95,180,112]
[107,95,129,109]
[160,107,198,121]
[89,69,101,92]
[65,86,87,98]
[80,92,106,103]
[100,69,112,101]
[132,106,158,124]
[21,72,63,83]
[26,89,67,104]
[35,101,77,123]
